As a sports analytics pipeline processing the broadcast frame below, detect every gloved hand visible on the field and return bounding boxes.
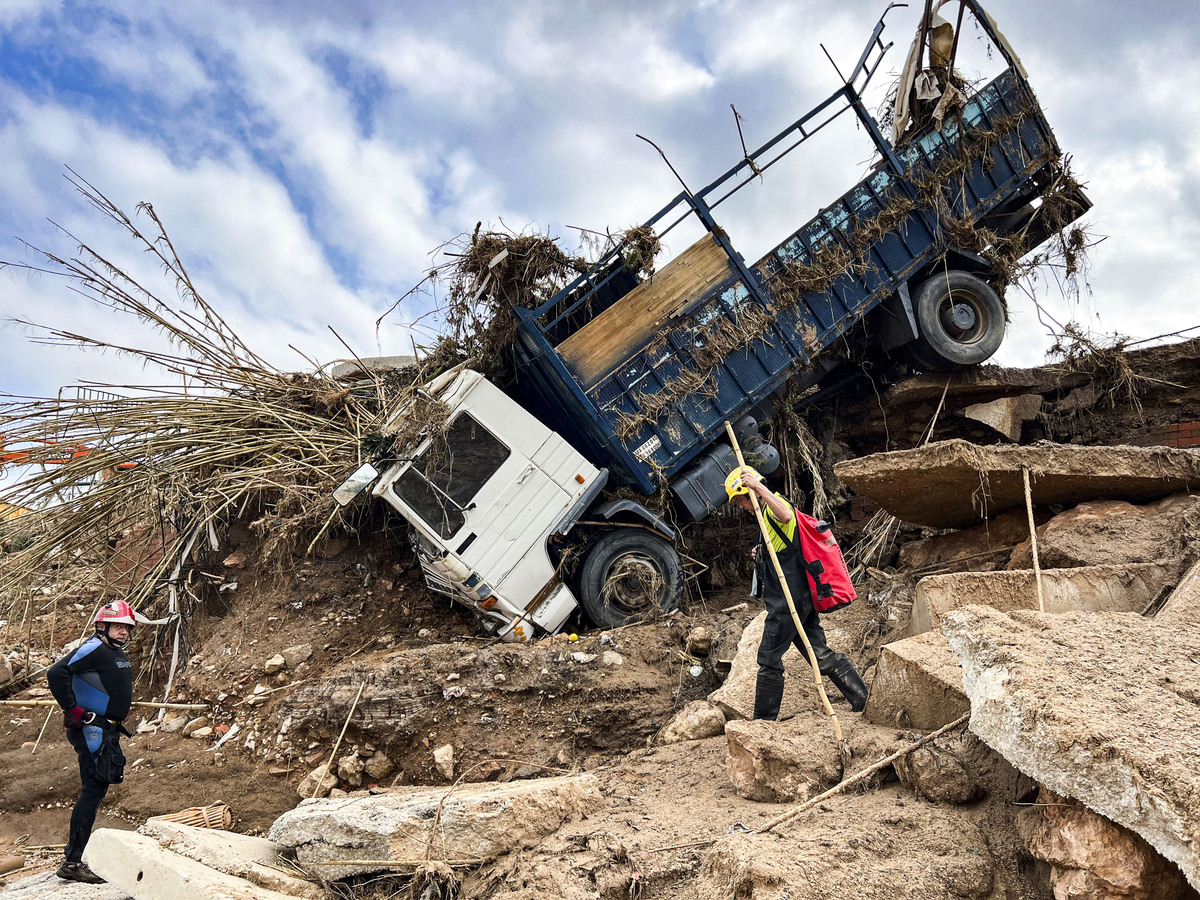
[64,705,86,728]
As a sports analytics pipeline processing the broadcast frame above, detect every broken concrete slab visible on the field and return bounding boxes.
[909,563,1176,635]
[883,365,1086,406]
[943,606,1200,891]
[1016,789,1192,900]
[83,829,302,900]
[1008,494,1200,569]
[0,872,131,899]
[897,509,1038,574]
[833,439,1200,529]
[1157,559,1200,627]
[724,719,842,802]
[138,821,321,899]
[961,394,1042,441]
[269,773,603,880]
[863,631,968,731]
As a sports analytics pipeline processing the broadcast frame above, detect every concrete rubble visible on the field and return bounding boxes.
[943,605,1200,891]
[268,773,603,879]
[962,393,1042,441]
[833,439,1200,529]
[83,829,303,900]
[863,630,968,730]
[908,562,1175,635]
[897,508,1035,573]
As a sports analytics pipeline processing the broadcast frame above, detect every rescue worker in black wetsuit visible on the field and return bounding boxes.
[47,599,137,885]
[726,467,869,720]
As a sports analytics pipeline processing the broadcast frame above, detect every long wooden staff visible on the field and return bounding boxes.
[724,421,844,744]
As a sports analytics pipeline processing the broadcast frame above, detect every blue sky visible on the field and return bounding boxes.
[1,0,1198,401]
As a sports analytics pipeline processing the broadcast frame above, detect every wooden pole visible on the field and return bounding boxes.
[31,707,54,754]
[1,700,208,710]
[758,712,970,833]
[723,421,843,744]
[1022,466,1045,613]
[309,683,364,798]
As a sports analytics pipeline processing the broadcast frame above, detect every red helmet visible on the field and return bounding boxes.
[94,600,137,626]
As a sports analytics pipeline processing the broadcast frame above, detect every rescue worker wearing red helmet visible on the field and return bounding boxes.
[47,600,137,884]
[725,467,868,720]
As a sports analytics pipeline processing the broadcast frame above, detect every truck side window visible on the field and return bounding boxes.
[392,413,511,539]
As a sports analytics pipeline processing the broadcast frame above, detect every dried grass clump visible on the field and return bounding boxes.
[1046,323,1146,414]
[0,176,394,637]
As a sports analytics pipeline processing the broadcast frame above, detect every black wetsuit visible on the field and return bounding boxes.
[48,636,132,863]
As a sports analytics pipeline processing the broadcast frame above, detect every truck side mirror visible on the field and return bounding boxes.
[333,463,380,507]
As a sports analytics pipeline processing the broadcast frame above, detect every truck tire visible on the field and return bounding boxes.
[910,270,1005,370]
[579,529,683,628]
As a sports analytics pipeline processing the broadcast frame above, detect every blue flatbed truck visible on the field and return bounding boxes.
[338,1,1090,638]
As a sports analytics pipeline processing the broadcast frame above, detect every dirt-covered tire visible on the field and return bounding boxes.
[578,529,683,628]
[910,270,1005,371]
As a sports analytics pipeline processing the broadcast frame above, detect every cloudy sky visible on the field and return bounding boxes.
[1,0,1197,403]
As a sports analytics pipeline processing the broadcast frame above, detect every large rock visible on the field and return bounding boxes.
[1008,494,1200,569]
[961,394,1042,441]
[269,774,603,879]
[1157,558,1200,626]
[910,563,1175,635]
[893,735,985,805]
[834,440,1200,529]
[83,829,301,900]
[658,700,726,745]
[897,509,1036,574]
[708,611,852,721]
[138,820,322,899]
[1016,789,1192,900]
[863,631,968,731]
[724,719,841,802]
[0,872,131,899]
[943,606,1200,891]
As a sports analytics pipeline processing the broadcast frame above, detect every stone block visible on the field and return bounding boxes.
[724,719,842,802]
[910,563,1175,635]
[657,700,726,745]
[269,773,603,880]
[962,393,1042,441]
[863,631,967,731]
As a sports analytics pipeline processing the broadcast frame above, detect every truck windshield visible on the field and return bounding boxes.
[392,413,510,539]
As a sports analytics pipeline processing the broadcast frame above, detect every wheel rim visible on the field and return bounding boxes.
[601,552,665,616]
[937,289,991,345]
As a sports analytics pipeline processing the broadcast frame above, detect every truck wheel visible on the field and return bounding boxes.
[910,270,1005,370]
[579,529,683,628]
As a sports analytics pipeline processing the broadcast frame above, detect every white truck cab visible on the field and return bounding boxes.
[356,370,604,641]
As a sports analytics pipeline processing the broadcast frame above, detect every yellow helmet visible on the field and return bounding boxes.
[724,466,760,501]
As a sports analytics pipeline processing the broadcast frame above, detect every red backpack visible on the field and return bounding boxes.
[765,512,857,613]
[795,513,856,613]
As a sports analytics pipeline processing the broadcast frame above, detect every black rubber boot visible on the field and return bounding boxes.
[57,861,105,884]
[829,658,869,712]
